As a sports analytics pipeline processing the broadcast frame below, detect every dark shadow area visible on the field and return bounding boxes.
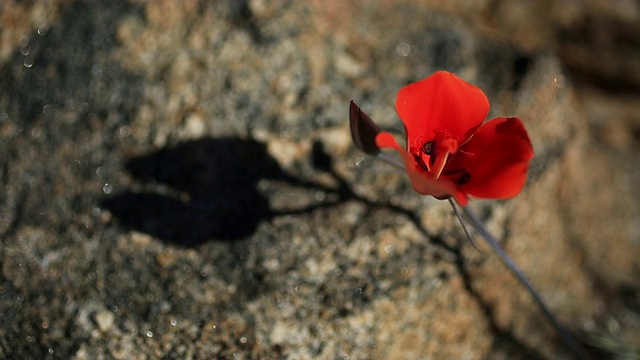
[103,137,299,245]
[0,0,146,234]
[102,137,426,246]
[101,134,578,357]
[227,0,265,44]
[0,0,144,129]
[557,13,640,94]
[0,1,146,359]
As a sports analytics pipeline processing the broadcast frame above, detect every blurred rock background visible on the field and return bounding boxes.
[1,0,639,359]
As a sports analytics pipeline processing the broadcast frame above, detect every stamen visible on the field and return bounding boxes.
[430,138,458,179]
[413,154,429,172]
[431,151,449,179]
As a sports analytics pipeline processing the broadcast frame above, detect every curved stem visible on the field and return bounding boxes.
[377,152,405,169]
[372,153,585,357]
[459,203,586,358]
[448,198,479,251]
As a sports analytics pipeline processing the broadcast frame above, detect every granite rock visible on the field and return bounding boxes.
[1,1,638,359]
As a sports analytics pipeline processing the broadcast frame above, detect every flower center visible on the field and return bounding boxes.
[417,138,459,180]
[457,172,471,185]
[422,141,434,156]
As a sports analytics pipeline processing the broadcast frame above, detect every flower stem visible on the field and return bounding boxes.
[373,153,585,357]
[377,152,404,169]
[448,198,480,251]
[458,203,586,358]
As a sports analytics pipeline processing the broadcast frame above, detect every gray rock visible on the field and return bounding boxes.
[1,1,638,359]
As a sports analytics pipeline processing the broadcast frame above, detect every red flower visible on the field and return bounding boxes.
[350,71,534,206]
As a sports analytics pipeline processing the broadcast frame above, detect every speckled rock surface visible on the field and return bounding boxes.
[1,1,639,359]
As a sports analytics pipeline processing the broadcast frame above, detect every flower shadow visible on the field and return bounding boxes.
[101,136,558,357]
[101,137,361,246]
[103,137,294,245]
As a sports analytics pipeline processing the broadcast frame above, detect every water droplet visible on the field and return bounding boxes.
[400,266,408,274]
[42,104,52,115]
[341,353,350,360]
[23,57,34,68]
[384,244,394,254]
[102,183,113,194]
[92,64,103,76]
[31,127,43,140]
[41,322,49,329]
[294,285,299,292]
[119,125,131,137]
[554,75,566,88]
[170,319,178,326]
[48,348,54,354]
[146,331,153,338]
[396,41,411,57]
[95,167,105,177]
[78,102,90,113]
[355,287,363,295]
[240,336,247,344]
[20,45,30,56]
[37,27,49,36]
[19,36,29,49]
[314,191,326,201]
[71,159,82,173]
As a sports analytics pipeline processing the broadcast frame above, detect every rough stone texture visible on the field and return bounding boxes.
[1,1,639,359]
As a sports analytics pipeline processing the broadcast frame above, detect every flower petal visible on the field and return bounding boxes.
[406,166,467,205]
[444,117,534,199]
[349,101,381,155]
[396,71,489,154]
[375,131,404,153]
